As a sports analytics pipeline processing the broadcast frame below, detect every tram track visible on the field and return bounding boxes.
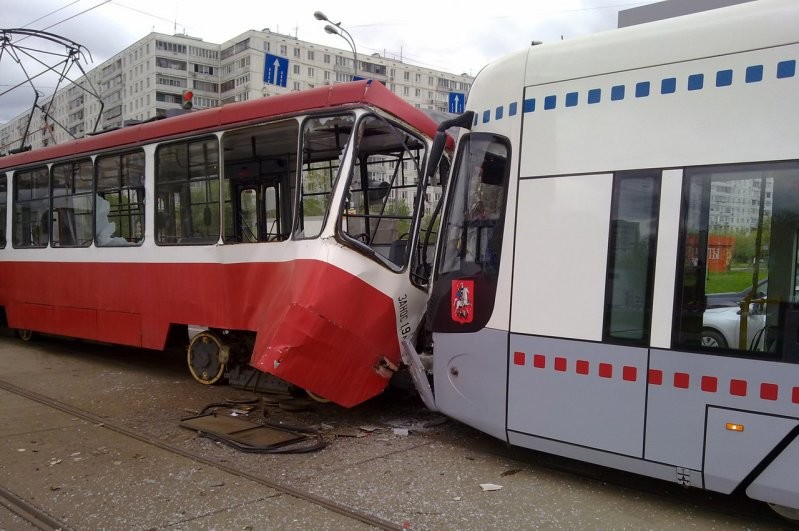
[0,378,402,531]
[0,483,71,530]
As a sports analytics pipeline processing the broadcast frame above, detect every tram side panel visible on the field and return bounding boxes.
[0,241,407,407]
[504,25,799,500]
[507,171,652,459]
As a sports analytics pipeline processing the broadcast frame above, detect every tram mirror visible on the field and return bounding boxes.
[480,151,506,186]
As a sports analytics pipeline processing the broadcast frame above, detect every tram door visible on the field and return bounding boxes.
[224,155,292,244]
[232,178,284,243]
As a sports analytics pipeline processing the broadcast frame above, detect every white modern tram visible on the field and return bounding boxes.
[409,0,799,519]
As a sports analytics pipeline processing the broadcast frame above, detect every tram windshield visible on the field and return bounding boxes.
[430,133,511,332]
[338,115,430,272]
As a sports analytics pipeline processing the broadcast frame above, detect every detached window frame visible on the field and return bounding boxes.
[294,113,355,240]
[95,150,145,246]
[155,136,221,245]
[13,166,50,248]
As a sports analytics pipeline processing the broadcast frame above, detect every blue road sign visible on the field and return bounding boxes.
[264,54,289,87]
[448,92,465,113]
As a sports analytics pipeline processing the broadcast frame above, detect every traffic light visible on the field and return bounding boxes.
[182,90,194,110]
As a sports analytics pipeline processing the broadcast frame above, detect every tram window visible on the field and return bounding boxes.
[0,174,6,249]
[603,172,660,344]
[156,138,220,245]
[96,151,145,246]
[674,161,799,363]
[221,120,297,244]
[295,114,355,239]
[12,166,49,248]
[339,115,427,270]
[51,159,93,247]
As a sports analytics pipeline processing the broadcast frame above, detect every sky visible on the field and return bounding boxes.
[0,0,652,123]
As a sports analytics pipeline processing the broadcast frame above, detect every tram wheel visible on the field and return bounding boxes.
[187,331,229,385]
[769,503,799,523]
[16,329,34,342]
[305,389,331,403]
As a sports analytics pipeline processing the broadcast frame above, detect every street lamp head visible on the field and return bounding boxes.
[314,12,357,79]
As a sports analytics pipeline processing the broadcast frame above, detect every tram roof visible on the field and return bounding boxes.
[0,80,443,170]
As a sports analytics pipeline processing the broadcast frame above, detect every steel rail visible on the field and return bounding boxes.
[0,483,71,531]
[0,378,402,531]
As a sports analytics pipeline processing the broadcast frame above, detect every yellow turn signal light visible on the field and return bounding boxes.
[726,423,745,432]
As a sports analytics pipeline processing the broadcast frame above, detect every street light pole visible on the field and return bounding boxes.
[313,11,358,81]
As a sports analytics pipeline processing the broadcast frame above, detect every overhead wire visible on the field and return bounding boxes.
[19,0,83,29]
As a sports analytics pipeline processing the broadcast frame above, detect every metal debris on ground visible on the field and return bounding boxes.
[179,399,327,454]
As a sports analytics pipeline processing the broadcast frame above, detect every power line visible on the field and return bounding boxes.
[21,0,82,29]
[109,0,186,27]
[37,0,113,33]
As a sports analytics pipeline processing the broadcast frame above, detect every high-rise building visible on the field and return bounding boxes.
[1,30,473,153]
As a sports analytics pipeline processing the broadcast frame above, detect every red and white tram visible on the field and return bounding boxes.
[409,0,799,519]
[0,81,447,407]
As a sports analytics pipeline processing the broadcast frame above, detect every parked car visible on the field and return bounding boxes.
[702,305,766,350]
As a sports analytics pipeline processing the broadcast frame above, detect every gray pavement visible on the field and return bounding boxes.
[0,334,788,530]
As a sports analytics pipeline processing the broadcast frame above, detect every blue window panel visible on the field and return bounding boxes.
[716,69,733,87]
[565,92,578,107]
[777,60,796,78]
[661,77,676,94]
[482,110,490,123]
[587,89,601,104]
[544,95,557,110]
[509,102,518,116]
[473,113,478,126]
[745,65,763,83]
[687,74,704,91]
[611,85,625,101]
[495,106,504,120]
[523,98,536,113]
[635,82,650,98]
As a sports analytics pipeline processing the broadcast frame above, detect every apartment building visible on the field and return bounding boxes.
[0,29,473,153]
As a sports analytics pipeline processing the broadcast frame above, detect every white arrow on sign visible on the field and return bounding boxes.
[272,59,281,83]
